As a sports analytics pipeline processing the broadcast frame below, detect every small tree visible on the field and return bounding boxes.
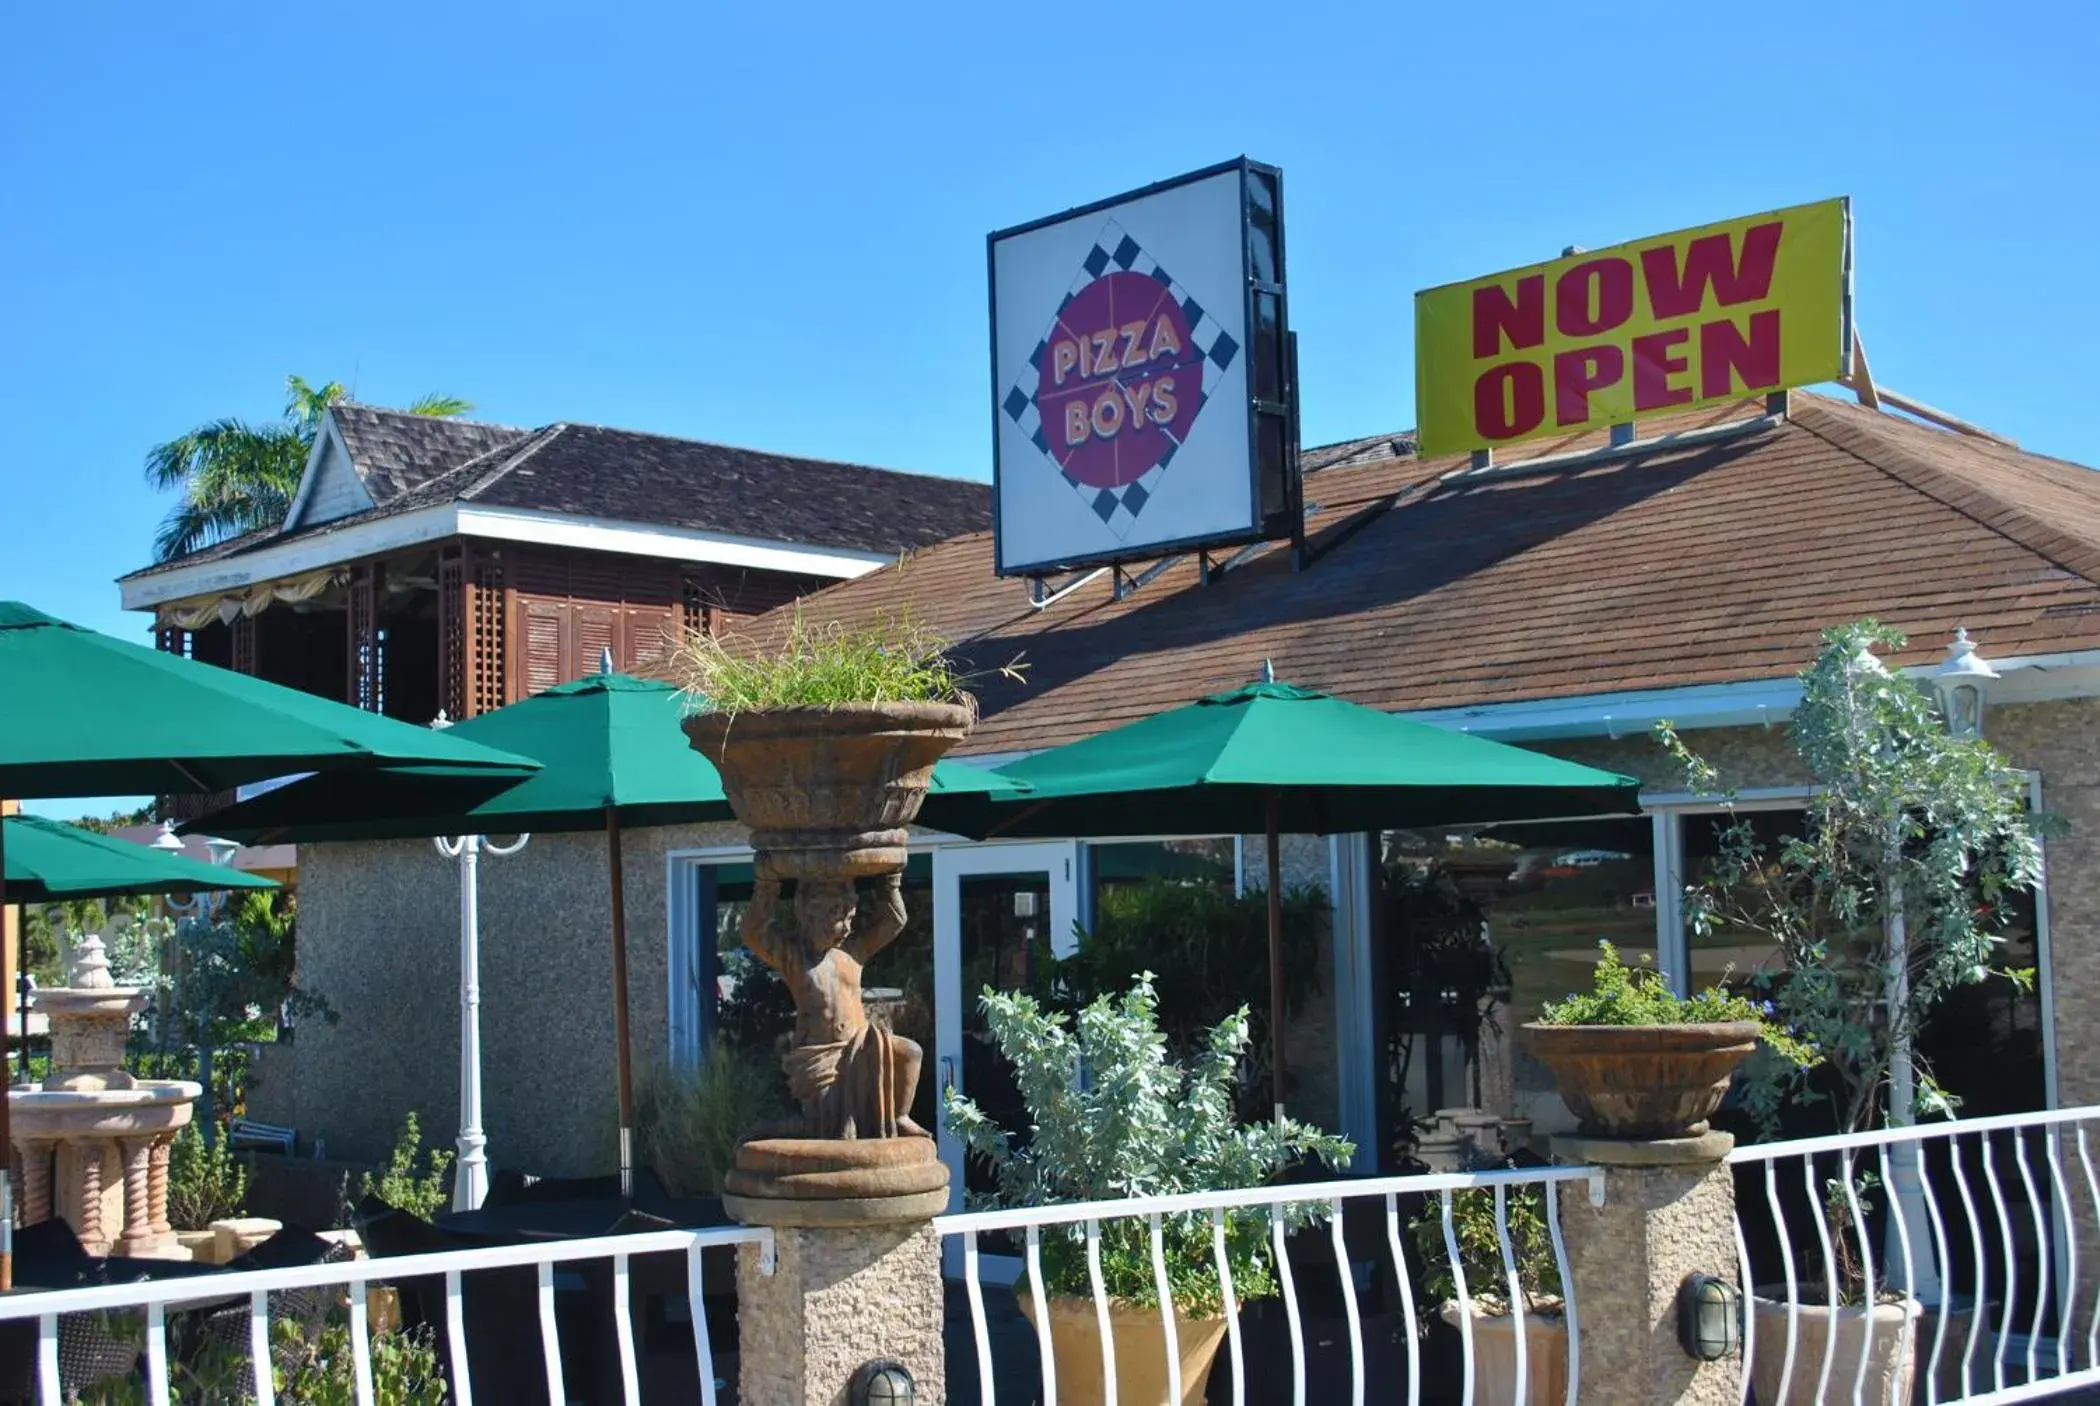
[1659,620,2046,1136]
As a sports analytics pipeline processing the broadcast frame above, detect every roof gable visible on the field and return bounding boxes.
[281,417,374,530]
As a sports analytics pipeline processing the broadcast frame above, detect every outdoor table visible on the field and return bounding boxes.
[434,1194,727,1245]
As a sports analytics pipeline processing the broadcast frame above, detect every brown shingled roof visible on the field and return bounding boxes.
[738,394,2100,756]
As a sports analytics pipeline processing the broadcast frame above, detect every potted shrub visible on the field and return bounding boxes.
[944,977,1351,1406]
[1410,1178,1566,1403]
[1524,944,1803,1140]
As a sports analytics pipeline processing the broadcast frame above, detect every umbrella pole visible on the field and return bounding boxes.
[606,808,635,1199]
[1,807,11,1291]
[1267,791,1286,1129]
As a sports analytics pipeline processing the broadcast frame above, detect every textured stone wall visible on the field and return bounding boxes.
[1559,1151,1741,1405]
[1536,724,1811,790]
[737,1223,945,1406]
[295,823,697,1175]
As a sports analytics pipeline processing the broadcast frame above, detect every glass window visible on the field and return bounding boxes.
[1380,819,1659,1152]
[1682,808,1804,995]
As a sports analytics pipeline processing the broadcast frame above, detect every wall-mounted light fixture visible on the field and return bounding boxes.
[1676,1273,1742,1362]
[851,1359,915,1406]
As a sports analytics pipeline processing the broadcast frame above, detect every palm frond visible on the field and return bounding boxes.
[405,393,473,417]
[284,375,346,432]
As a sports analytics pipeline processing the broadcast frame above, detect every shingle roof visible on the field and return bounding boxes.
[327,403,531,504]
[126,408,992,580]
[733,394,2100,756]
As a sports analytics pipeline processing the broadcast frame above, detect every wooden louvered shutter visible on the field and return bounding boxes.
[576,604,618,678]
[523,600,565,696]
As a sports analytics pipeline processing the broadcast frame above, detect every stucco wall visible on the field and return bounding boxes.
[295,823,699,1176]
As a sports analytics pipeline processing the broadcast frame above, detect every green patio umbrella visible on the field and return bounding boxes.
[191,666,1030,1202]
[3,814,277,903]
[0,600,538,1285]
[985,679,1642,1114]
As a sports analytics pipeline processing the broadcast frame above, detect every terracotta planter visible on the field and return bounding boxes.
[682,702,972,879]
[1522,1021,1760,1138]
[1436,1301,1567,1403]
[1749,1293,1919,1406]
[1016,1294,1227,1406]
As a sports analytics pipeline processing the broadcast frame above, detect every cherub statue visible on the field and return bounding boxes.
[740,860,927,1140]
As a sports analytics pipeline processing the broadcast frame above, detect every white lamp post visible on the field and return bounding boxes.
[428,712,530,1213]
[1888,629,2000,1302]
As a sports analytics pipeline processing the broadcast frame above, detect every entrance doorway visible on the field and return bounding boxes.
[933,842,1079,1278]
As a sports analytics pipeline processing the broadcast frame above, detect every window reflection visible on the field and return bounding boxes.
[1381,819,1658,1152]
[1683,809,1800,994]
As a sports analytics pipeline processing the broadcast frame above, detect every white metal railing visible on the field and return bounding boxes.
[1730,1104,2100,1406]
[936,1163,1595,1406]
[0,1223,773,1406]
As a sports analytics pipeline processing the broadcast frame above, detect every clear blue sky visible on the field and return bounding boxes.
[2,2,2093,817]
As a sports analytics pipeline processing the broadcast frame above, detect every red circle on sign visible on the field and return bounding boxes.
[1033,271,1204,491]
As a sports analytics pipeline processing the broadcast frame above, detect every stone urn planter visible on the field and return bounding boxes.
[683,702,972,880]
[1436,1301,1568,1404]
[1748,1292,1919,1405]
[1522,1022,1761,1138]
[1017,1294,1228,1406]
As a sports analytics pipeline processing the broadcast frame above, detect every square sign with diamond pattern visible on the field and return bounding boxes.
[990,158,1295,577]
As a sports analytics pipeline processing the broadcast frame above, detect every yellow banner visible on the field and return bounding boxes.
[1414,198,1851,457]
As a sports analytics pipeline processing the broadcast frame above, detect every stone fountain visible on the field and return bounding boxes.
[10,934,201,1257]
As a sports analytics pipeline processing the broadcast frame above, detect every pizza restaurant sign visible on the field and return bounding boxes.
[1414,198,1852,457]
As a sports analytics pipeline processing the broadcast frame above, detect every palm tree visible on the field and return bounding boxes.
[145,375,473,562]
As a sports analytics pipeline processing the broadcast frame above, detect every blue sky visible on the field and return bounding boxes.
[2,2,2094,817]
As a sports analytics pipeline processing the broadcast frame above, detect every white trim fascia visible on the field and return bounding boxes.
[121,503,896,612]
[121,504,460,610]
[280,414,365,533]
[1405,654,2100,743]
[451,505,893,580]
[1404,677,1806,742]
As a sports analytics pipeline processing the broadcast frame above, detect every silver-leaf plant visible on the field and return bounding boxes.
[943,975,1352,1317]
[1658,620,2047,1137]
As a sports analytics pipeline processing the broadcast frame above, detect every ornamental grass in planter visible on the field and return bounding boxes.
[944,978,1351,1406]
[1525,944,1807,1140]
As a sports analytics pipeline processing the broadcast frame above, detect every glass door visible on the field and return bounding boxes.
[933,842,1079,1278]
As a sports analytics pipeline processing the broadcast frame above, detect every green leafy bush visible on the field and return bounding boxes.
[1045,878,1327,1077]
[636,1040,791,1197]
[85,1317,446,1404]
[359,1114,452,1221]
[1539,942,1803,1036]
[944,976,1352,1318]
[166,1122,247,1230]
[1410,1178,1561,1311]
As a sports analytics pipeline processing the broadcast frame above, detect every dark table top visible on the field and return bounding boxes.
[435,1195,729,1245]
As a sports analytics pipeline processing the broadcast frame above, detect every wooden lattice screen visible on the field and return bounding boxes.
[346,563,381,711]
[469,555,506,716]
[229,613,257,676]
